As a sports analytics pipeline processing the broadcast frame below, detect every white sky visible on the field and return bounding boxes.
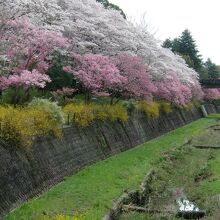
[110,0,220,64]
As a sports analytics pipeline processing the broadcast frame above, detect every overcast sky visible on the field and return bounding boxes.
[110,0,220,64]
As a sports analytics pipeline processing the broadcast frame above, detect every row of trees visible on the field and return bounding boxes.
[0,0,219,105]
[0,0,200,85]
[0,19,206,106]
[162,30,220,80]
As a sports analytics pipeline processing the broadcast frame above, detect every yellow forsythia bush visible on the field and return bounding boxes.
[93,104,128,123]
[107,104,128,122]
[63,103,128,127]
[138,101,160,119]
[0,105,62,147]
[182,102,195,111]
[159,101,172,114]
[63,103,95,127]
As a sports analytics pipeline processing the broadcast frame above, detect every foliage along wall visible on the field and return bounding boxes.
[0,104,217,218]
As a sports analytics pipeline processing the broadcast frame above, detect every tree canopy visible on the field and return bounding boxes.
[1,0,215,104]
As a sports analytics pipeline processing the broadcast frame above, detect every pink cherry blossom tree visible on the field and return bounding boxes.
[189,80,204,101]
[6,69,51,88]
[111,53,157,103]
[0,69,52,104]
[0,0,205,105]
[154,71,192,106]
[51,87,77,97]
[1,0,200,87]
[203,89,220,101]
[63,53,125,103]
[0,18,69,103]
[1,18,69,76]
[51,87,77,104]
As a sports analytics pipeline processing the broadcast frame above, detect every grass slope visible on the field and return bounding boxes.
[5,118,217,220]
[119,146,214,220]
[120,116,220,220]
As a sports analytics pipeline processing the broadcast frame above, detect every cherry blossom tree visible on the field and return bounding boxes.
[63,53,125,103]
[0,69,52,104]
[154,71,192,106]
[0,76,10,91]
[0,0,204,105]
[0,18,68,91]
[203,89,220,100]
[111,53,156,103]
[51,87,76,97]
[188,79,204,101]
[6,70,51,88]
[0,18,68,104]
[1,18,69,74]
[0,69,52,103]
[51,87,77,104]
[0,0,200,88]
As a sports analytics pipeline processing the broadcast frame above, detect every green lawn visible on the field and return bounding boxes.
[4,117,217,220]
[198,150,220,197]
[194,149,220,219]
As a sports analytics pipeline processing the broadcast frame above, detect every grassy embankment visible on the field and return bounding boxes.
[120,116,220,220]
[5,117,218,220]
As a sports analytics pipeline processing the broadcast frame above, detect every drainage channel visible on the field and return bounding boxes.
[104,145,217,219]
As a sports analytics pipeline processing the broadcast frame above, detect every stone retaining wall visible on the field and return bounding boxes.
[0,105,217,218]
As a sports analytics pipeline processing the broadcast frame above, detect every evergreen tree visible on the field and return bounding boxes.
[162,29,202,72]
[177,30,202,71]
[162,38,173,49]
[46,53,75,91]
[204,58,220,79]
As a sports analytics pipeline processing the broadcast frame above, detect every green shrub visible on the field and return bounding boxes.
[122,99,137,113]
[29,98,64,124]
[1,87,47,105]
